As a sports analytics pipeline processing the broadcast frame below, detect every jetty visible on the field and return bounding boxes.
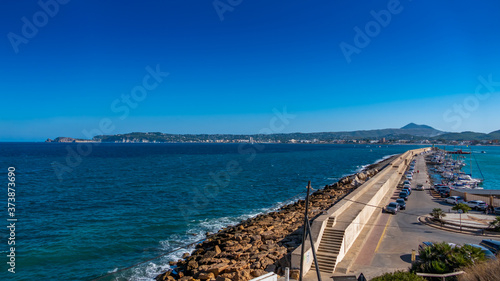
[155,148,431,281]
[291,147,431,277]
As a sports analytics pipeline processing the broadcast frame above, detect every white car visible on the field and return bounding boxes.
[406,174,413,180]
[415,184,424,191]
[403,184,411,189]
[445,196,464,205]
[466,200,488,210]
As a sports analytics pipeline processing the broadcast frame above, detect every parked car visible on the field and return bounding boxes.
[415,184,424,191]
[480,239,500,254]
[403,180,411,185]
[418,241,456,251]
[440,191,450,198]
[403,183,411,189]
[434,184,448,190]
[436,186,450,193]
[494,207,500,215]
[399,191,409,201]
[396,198,406,210]
[406,174,413,180]
[418,241,434,251]
[466,244,497,260]
[402,188,411,196]
[385,202,399,214]
[465,200,488,210]
[445,196,464,205]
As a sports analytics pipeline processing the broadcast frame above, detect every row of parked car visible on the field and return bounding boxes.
[385,159,418,214]
[442,195,500,214]
[419,239,500,260]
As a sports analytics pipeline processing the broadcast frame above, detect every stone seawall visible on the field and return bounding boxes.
[155,157,397,281]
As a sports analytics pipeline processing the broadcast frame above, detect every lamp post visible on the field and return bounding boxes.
[458,209,462,231]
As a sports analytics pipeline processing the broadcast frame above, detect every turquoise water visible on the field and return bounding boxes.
[439,145,500,189]
[0,143,498,280]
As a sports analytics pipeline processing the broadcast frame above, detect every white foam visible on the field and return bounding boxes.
[117,187,307,280]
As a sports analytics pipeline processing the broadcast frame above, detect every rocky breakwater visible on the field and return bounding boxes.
[156,168,381,281]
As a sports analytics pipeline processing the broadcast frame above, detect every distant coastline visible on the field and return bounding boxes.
[45,123,500,146]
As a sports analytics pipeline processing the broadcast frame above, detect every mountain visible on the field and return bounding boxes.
[432,131,489,141]
[401,123,434,130]
[399,123,444,137]
[489,130,500,139]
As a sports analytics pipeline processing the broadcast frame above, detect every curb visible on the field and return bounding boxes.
[418,216,500,238]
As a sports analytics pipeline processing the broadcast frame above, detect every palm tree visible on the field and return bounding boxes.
[489,216,500,231]
[412,242,486,275]
[452,203,471,213]
[430,208,446,225]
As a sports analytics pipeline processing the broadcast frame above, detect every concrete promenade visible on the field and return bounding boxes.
[339,148,434,279]
[297,147,431,280]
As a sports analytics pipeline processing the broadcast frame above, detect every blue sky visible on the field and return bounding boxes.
[1,0,500,141]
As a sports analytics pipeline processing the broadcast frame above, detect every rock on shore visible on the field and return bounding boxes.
[156,166,383,281]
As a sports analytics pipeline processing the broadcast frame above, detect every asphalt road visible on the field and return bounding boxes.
[371,153,488,271]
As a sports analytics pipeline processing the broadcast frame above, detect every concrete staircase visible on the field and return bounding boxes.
[311,217,344,273]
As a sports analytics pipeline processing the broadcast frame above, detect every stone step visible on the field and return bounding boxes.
[324,229,343,232]
[321,236,343,241]
[319,242,341,247]
[312,218,345,273]
[320,240,343,246]
[322,231,344,236]
[319,240,342,245]
[322,235,344,240]
[317,256,337,263]
[318,246,340,250]
[312,261,336,272]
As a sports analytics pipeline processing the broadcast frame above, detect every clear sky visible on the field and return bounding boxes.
[2,0,500,141]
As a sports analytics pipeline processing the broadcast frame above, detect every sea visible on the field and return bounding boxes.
[0,143,498,281]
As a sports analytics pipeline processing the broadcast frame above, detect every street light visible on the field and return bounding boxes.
[458,209,462,231]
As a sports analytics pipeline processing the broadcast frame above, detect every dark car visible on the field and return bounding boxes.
[402,188,411,196]
[418,241,434,251]
[480,239,500,254]
[396,198,406,210]
[440,191,450,198]
[399,191,409,201]
[385,202,399,214]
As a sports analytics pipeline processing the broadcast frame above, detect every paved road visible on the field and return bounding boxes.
[347,152,492,279]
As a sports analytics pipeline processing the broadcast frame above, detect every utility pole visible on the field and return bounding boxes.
[299,181,322,281]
